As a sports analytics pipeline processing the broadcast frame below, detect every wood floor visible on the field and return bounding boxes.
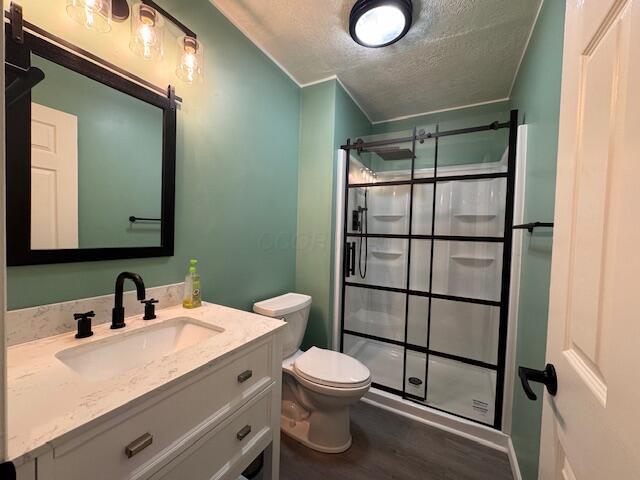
[280,401,513,480]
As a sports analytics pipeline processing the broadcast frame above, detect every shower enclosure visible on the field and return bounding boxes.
[338,110,517,429]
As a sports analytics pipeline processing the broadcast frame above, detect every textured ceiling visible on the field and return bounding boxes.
[209,0,542,122]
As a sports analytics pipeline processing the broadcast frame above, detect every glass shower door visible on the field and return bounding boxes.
[340,111,517,429]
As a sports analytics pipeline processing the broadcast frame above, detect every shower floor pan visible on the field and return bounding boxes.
[344,335,496,425]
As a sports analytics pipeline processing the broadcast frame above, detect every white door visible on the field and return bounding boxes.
[30,102,78,249]
[538,0,640,478]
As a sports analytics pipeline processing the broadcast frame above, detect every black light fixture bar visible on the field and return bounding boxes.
[3,9,182,102]
[141,0,196,38]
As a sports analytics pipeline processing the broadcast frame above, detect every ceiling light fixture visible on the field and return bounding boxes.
[349,0,413,48]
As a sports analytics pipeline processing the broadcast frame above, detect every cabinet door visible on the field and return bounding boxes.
[15,459,36,480]
[152,390,273,480]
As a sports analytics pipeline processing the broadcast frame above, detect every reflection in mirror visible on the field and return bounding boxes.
[29,54,163,250]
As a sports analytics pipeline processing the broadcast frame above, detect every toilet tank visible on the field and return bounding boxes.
[253,293,312,358]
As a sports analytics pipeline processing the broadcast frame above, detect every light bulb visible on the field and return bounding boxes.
[67,0,112,33]
[138,23,157,59]
[85,0,96,27]
[176,36,204,84]
[181,52,197,82]
[130,3,164,61]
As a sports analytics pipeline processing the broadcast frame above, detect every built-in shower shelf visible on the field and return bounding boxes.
[450,255,495,264]
[373,213,405,220]
[453,212,497,219]
[372,250,404,258]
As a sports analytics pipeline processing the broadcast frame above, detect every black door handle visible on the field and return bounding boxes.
[518,363,558,401]
[0,461,16,480]
[345,241,356,277]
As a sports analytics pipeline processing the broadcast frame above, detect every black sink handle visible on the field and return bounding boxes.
[518,363,558,401]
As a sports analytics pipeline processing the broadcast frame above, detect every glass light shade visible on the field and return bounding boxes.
[66,0,112,33]
[130,3,165,61]
[176,36,204,84]
[354,5,407,47]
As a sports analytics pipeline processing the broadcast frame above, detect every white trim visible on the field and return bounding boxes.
[208,1,302,87]
[362,388,510,452]
[299,75,374,124]
[299,75,338,88]
[508,437,524,480]
[332,150,347,351]
[508,0,545,97]
[502,124,529,435]
[371,97,511,125]
[335,77,373,123]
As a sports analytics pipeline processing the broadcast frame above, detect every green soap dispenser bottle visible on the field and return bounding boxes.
[183,259,202,309]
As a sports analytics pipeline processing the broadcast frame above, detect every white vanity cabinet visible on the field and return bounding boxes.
[32,332,282,480]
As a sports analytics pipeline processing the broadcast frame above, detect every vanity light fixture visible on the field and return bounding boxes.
[66,0,113,33]
[130,2,164,61]
[349,0,413,48]
[176,35,203,84]
[66,0,203,83]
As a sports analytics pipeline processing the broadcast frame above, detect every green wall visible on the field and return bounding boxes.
[372,102,511,172]
[32,55,163,248]
[372,101,511,134]
[296,80,371,349]
[509,1,565,479]
[8,0,300,312]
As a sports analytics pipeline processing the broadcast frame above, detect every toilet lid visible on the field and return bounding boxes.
[293,347,371,388]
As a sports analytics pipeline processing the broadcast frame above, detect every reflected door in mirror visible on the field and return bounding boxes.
[30,103,78,249]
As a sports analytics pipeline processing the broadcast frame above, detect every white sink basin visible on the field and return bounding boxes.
[56,317,224,381]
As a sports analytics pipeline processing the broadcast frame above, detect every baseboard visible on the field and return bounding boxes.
[507,437,523,480]
[362,388,510,453]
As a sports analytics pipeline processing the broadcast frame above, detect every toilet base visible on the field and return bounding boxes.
[281,414,352,454]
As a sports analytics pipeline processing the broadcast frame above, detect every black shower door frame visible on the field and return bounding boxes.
[339,110,518,430]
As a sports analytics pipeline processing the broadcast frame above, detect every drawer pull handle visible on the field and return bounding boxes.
[236,425,252,441]
[237,370,253,383]
[125,433,153,458]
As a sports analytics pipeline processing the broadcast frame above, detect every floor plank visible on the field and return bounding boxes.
[280,401,513,480]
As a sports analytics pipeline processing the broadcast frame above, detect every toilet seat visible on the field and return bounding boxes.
[293,347,371,389]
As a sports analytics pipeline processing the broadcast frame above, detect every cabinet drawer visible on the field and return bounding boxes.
[48,339,274,480]
[153,388,273,480]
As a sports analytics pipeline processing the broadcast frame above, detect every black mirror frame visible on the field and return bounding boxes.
[5,27,176,266]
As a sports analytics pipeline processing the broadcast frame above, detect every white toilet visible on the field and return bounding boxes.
[253,293,371,453]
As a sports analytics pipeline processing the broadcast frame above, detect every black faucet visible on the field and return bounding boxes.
[112,272,146,329]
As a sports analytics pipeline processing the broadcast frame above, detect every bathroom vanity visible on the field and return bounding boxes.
[7,302,284,480]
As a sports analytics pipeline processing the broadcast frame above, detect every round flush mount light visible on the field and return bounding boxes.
[349,0,413,48]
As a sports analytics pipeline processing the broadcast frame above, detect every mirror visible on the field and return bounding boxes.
[30,55,164,250]
[5,28,176,266]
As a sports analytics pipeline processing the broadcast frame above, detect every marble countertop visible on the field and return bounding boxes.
[7,302,285,462]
